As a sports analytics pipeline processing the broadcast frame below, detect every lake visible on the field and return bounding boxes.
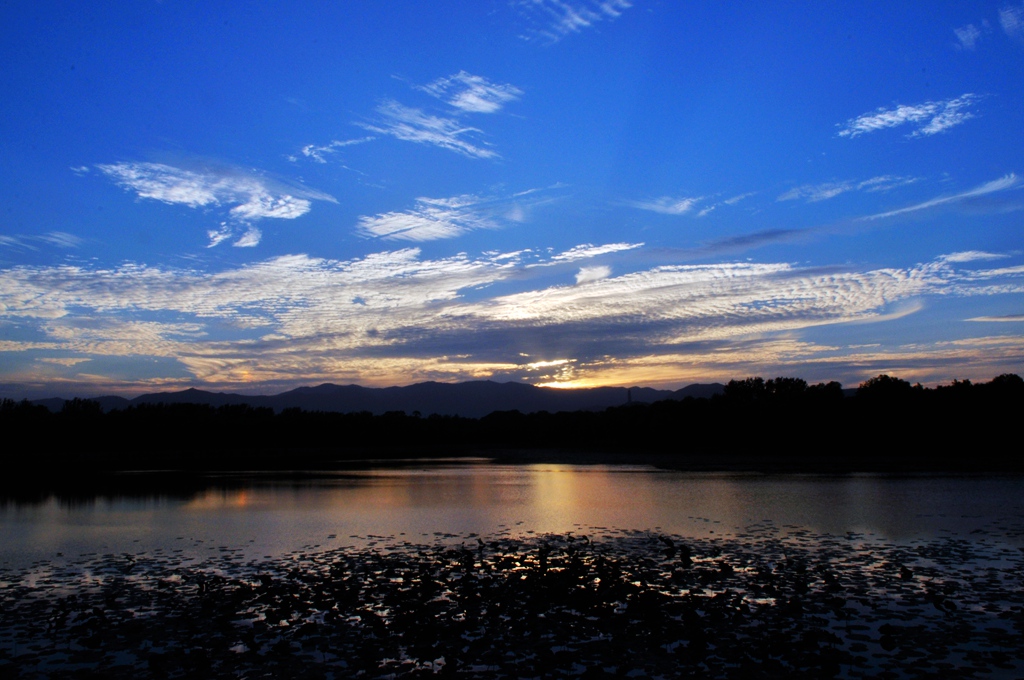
[3,462,1024,568]
[3,462,1023,678]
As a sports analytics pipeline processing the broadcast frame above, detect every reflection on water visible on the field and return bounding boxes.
[2,463,1023,567]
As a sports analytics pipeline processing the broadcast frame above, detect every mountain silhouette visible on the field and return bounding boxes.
[33,380,724,419]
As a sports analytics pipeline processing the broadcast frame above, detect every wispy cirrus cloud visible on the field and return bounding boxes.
[516,0,633,42]
[0,231,82,251]
[627,191,758,218]
[954,23,984,49]
[861,173,1020,220]
[359,100,499,159]
[289,137,375,163]
[959,263,1024,280]
[357,196,499,241]
[1001,3,1024,38]
[778,182,852,203]
[939,251,1007,264]
[38,232,84,248]
[778,175,919,202]
[697,192,758,216]
[96,161,335,248]
[357,189,554,242]
[857,175,922,192]
[298,72,519,165]
[419,71,523,114]
[625,196,703,215]
[723,192,757,206]
[838,94,979,138]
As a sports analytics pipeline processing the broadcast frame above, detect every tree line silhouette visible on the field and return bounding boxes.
[2,374,1021,480]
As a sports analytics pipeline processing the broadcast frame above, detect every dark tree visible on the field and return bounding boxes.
[765,377,807,400]
[856,375,912,400]
[805,381,844,402]
[986,373,1024,396]
[723,377,766,401]
[60,397,103,417]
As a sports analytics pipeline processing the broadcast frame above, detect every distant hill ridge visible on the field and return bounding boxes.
[32,380,725,419]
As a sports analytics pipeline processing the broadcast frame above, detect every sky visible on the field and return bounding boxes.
[1,1,1024,398]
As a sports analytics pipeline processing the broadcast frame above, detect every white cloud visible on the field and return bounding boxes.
[357,190,553,242]
[357,202,487,241]
[99,162,227,208]
[964,263,1024,279]
[723,192,756,205]
[940,251,1007,263]
[856,175,921,192]
[0,249,495,324]
[547,242,642,263]
[454,255,1024,352]
[229,194,310,221]
[292,137,374,163]
[968,314,1024,322]
[97,161,334,247]
[862,173,1020,220]
[625,196,703,215]
[838,94,978,138]
[517,0,633,42]
[575,265,611,284]
[778,182,852,203]
[1000,3,1024,38]
[360,100,498,159]
[954,23,982,49]
[233,227,262,248]
[304,74,518,165]
[629,191,762,217]
[207,224,233,248]
[420,72,523,114]
[38,357,92,366]
[779,175,918,202]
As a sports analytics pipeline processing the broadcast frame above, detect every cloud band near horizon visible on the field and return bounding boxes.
[2,244,1022,395]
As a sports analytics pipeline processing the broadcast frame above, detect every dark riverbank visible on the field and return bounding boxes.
[3,374,1022,486]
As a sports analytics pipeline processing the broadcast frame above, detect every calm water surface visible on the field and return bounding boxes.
[3,462,1023,568]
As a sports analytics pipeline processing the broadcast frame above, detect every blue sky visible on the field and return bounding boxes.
[2,1,1023,397]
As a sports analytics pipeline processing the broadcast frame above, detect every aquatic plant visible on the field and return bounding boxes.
[1,525,1021,678]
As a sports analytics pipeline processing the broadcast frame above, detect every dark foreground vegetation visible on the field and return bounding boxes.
[2,374,1022,480]
[2,526,1022,679]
